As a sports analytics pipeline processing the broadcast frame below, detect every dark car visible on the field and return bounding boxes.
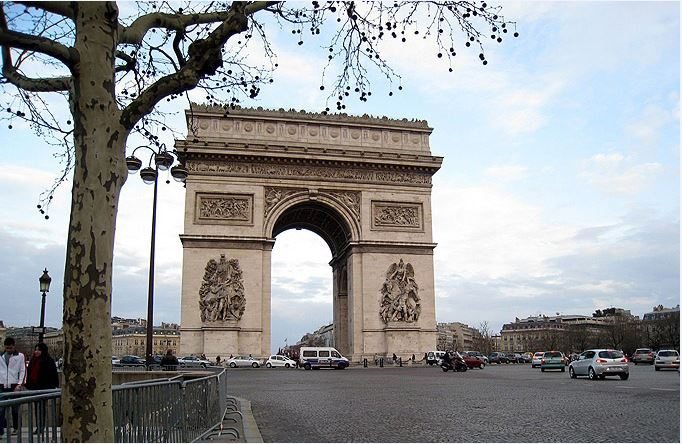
[118,355,145,366]
[632,348,655,365]
[488,352,509,364]
[507,353,525,364]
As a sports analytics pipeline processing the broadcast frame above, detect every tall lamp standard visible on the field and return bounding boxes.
[126,144,188,368]
[38,268,52,343]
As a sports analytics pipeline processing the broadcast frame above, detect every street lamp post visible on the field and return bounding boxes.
[38,268,52,343]
[126,145,187,368]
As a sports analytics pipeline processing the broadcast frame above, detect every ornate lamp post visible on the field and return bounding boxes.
[126,145,188,367]
[38,268,52,343]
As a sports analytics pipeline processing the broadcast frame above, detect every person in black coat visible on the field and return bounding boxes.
[25,343,59,434]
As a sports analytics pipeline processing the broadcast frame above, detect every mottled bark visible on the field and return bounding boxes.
[61,3,126,442]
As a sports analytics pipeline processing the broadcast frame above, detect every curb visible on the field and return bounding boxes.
[234,397,263,443]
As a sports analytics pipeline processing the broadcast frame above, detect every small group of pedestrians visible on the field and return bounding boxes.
[0,337,59,436]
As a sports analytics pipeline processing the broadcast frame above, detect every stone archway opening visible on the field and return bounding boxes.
[270,228,332,353]
[270,200,353,354]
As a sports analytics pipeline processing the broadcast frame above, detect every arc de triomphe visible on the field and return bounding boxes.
[177,106,442,361]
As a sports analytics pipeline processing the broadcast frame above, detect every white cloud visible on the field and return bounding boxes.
[432,185,576,280]
[581,153,663,194]
[485,164,529,181]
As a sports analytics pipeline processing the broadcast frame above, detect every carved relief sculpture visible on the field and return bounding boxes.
[379,259,421,323]
[199,254,246,322]
[200,197,250,220]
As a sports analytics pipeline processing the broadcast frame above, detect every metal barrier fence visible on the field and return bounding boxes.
[0,368,228,443]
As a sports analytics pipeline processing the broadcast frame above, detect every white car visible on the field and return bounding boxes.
[227,356,260,368]
[531,352,544,368]
[112,356,120,365]
[654,350,680,371]
[265,355,297,368]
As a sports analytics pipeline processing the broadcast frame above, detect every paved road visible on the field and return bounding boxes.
[225,363,679,442]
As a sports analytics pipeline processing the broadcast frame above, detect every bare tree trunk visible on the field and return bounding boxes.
[61,3,126,442]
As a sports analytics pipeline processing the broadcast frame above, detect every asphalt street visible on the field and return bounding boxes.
[225,362,680,442]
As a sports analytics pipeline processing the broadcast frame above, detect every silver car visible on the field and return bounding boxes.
[568,349,629,380]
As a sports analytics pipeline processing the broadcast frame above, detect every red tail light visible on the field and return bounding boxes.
[648,352,653,356]
[596,358,607,364]
[541,359,545,364]
[620,359,627,363]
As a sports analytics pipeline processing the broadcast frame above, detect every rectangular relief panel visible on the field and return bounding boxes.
[371,201,424,232]
[195,193,254,226]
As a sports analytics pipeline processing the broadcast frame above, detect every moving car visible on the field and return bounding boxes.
[265,355,297,368]
[654,350,680,371]
[531,352,544,368]
[226,356,260,368]
[461,355,485,369]
[540,351,565,372]
[631,348,655,365]
[568,349,629,380]
[463,351,489,365]
[179,356,210,368]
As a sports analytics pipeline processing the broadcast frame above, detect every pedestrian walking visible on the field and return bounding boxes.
[25,343,59,434]
[216,355,221,366]
[392,353,397,363]
[160,349,179,371]
[0,337,26,437]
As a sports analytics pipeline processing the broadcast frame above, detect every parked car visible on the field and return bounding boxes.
[488,352,509,364]
[118,355,145,366]
[521,352,533,363]
[112,356,121,365]
[463,351,488,365]
[265,355,297,368]
[507,353,525,363]
[540,351,565,372]
[178,356,210,368]
[631,348,655,365]
[654,350,680,371]
[568,349,629,380]
[227,355,260,368]
[531,352,544,368]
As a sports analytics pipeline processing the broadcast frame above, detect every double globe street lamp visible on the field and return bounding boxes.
[126,145,187,367]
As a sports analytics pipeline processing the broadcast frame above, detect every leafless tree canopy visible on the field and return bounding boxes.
[1,1,517,212]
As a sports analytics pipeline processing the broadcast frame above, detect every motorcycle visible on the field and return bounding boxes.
[440,352,468,372]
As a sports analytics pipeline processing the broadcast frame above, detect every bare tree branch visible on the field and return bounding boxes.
[16,1,76,19]
[120,3,251,129]
[0,9,76,67]
[119,9,236,45]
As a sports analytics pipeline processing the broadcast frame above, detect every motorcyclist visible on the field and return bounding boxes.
[441,350,453,368]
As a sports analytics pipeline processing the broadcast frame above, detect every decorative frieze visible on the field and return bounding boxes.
[195,193,253,225]
[187,160,432,186]
[264,187,361,224]
[264,187,299,218]
[371,201,423,231]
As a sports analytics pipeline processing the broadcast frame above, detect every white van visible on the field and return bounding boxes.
[426,351,446,366]
[299,347,349,370]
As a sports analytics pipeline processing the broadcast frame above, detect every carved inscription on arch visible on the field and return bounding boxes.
[371,201,423,231]
[186,160,432,186]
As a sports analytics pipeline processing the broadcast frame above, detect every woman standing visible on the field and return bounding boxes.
[25,343,59,434]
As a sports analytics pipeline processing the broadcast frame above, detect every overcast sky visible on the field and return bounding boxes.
[0,1,678,354]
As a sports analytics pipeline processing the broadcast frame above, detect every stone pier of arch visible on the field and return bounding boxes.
[177,106,443,362]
